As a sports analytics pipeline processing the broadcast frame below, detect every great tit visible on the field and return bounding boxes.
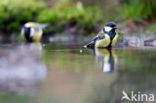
[84,22,119,48]
[21,22,47,42]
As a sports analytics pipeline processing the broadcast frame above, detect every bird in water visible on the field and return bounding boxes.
[21,22,47,42]
[84,22,119,48]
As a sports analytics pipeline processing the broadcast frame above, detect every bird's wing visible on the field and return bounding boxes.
[84,30,105,48]
[92,29,105,41]
[91,34,105,42]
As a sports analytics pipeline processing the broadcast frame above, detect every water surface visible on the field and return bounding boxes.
[0,43,156,103]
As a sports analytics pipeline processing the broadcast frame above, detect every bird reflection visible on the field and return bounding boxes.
[87,48,117,73]
[0,43,47,94]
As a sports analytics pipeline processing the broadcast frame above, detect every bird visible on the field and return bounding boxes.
[21,22,47,42]
[84,22,119,48]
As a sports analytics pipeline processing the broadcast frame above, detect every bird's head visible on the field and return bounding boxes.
[103,22,117,33]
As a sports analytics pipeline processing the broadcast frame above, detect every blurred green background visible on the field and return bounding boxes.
[0,0,155,37]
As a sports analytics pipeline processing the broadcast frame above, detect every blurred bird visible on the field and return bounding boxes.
[21,22,47,42]
[84,22,119,48]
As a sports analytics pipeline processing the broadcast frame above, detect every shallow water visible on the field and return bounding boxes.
[0,43,156,103]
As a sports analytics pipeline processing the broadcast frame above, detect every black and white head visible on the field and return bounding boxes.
[21,22,43,42]
[103,22,117,33]
[21,22,41,36]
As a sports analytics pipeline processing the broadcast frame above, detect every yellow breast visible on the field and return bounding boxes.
[95,34,111,48]
[32,32,43,42]
[31,27,43,42]
[111,34,119,46]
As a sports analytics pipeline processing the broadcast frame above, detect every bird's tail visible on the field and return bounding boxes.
[84,41,95,48]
